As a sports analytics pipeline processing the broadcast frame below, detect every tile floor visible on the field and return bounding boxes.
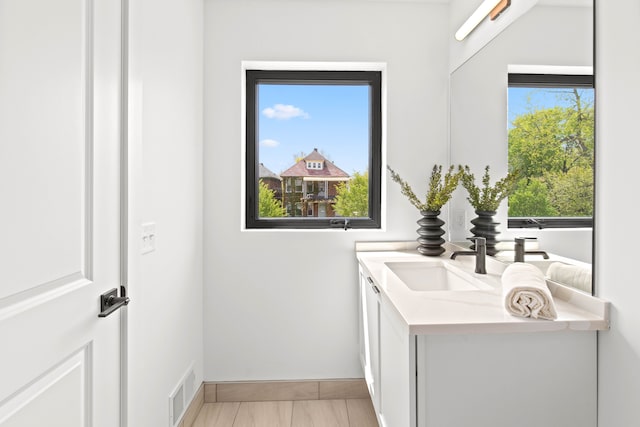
[191,398,378,427]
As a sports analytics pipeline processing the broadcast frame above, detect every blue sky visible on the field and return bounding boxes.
[257,84,370,176]
[508,87,594,128]
[257,85,595,175]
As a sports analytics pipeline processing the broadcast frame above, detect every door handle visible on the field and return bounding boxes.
[98,288,130,318]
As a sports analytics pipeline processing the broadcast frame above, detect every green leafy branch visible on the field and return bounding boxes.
[388,164,462,212]
[460,165,520,212]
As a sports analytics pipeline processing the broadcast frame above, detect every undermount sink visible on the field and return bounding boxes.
[384,261,493,292]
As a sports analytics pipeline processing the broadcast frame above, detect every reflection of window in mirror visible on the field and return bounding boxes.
[507,73,594,229]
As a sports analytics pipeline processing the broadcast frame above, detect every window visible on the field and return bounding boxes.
[507,73,594,229]
[245,68,383,229]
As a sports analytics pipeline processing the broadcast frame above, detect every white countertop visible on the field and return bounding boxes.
[356,242,609,335]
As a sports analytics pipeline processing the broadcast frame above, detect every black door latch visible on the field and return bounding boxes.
[98,288,130,318]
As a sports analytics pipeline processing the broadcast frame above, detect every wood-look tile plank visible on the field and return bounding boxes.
[291,400,349,427]
[346,399,379,427]
[192,402,240,427]
[217,381,318,402]
[318,380,369,400]
[232,401,293,427]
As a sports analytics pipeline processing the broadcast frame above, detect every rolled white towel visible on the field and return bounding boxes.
[547,262,592,293]
[502,263,558,320]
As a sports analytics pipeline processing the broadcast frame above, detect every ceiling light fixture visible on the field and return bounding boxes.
[455,0,503,42]
[490,0,511,20]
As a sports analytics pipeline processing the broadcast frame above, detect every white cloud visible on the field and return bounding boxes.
[260,139,280,148]
[262,104,309,120]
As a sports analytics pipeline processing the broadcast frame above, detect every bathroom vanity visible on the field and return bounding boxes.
[356,242,609,427]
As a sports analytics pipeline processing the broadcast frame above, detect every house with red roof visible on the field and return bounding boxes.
[279,148,350,217]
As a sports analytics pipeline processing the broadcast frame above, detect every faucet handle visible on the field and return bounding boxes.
[468,236,486,247]
[515,237,537,248]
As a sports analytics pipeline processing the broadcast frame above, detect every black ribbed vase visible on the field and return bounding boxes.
[416,210,446,256]
[470,210,500,256]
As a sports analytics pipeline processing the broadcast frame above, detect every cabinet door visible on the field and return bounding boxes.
[417,332,597,427]
[359,267,381,413]
[379,300,414,427]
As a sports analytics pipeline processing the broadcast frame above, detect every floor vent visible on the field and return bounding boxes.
[169,363,196,427]
[185,369,196,400]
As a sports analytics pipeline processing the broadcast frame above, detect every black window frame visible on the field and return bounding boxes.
[245,69,382,230]
[507,73,594,230]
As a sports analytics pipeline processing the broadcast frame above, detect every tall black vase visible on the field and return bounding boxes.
[416,210,446,256]
[470,210,499,256]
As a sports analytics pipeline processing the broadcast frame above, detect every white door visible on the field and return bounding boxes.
[0,0,124,426]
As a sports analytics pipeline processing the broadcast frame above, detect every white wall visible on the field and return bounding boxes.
[595,0,640,424]
[127,0,204,425]
[448,4,593,263]
[203,0,449,381]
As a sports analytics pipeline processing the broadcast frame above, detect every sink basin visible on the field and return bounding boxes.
[384,261,493,291]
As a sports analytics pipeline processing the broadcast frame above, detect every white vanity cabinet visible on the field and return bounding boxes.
[359,265,415,427]
[356,246,608,427]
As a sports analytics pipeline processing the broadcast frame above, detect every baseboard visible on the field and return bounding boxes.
[203,379,368,403]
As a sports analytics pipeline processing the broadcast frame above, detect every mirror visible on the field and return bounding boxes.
[448,0,594,292]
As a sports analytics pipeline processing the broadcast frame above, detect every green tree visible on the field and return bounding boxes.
[509,107,569,178]
[258,180,286,217]
[333,171,369,217]
[508,178,557,217]
[508,88,594,217]
[547,167,593,216]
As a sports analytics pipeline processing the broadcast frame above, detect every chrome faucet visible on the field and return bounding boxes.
[450,237,487,274]
[514,237,549,262]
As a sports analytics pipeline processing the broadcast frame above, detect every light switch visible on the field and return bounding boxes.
[453,210,466,230]
[141,222,156,254]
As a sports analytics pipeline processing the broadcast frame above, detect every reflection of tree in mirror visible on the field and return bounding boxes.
[508,88,594,217]
[333,171,369,217]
